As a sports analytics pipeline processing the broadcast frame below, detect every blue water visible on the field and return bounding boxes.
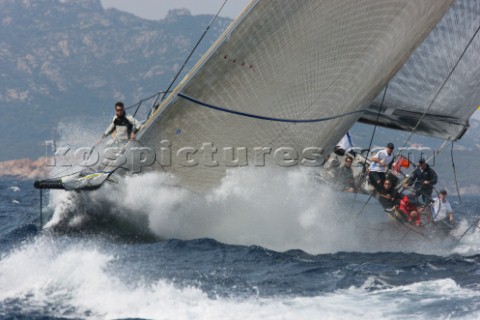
[2,175,480,319]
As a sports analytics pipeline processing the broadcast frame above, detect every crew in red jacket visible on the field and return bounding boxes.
[398,195,422,227]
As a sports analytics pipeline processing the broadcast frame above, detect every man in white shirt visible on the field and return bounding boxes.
[431,189,454,223]
[368,142,394,192]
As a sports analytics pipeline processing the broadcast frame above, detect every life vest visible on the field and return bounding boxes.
[392,155,410,175]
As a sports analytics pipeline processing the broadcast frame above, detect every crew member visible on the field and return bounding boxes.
[368,143,394,192]
[404,158,437,203]
[102,101,142,142]
[431,189,454,223]
[398,194,423,227]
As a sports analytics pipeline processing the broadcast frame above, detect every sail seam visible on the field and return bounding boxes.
[178,93,364,123]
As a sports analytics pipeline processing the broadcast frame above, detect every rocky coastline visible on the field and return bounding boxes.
[0,158,51,179]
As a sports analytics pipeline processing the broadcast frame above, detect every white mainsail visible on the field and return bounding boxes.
[361,0,480,141]
[134,0,453,192]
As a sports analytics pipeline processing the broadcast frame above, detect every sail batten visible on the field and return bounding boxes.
[363,0,480,141]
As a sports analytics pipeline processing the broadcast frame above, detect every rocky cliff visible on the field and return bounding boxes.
[1,0,230,161]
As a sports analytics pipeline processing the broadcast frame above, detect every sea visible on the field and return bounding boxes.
[1,171,480,320]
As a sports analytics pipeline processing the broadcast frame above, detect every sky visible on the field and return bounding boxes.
[100,0,250,20]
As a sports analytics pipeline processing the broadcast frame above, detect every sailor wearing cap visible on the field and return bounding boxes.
[368,143,395,192]
[404,158,438,203]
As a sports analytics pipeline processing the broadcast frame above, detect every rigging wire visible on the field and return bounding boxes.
[365,84,389,157]
[151,0,229,115]
[355,83,389,217]
[39,2,230,183]
[393,24,480,242]
[398,24,480,154]
[124,92,163,111]
[452,140,479,243]
[431,140,453,161]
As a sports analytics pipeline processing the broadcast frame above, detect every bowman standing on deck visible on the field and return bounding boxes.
[102,101,142,143]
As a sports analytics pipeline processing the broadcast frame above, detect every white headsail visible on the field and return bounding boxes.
[135,0,453,192]
[35,0,455,192]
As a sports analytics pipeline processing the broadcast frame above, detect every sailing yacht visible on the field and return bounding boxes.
[34,0,480,242]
